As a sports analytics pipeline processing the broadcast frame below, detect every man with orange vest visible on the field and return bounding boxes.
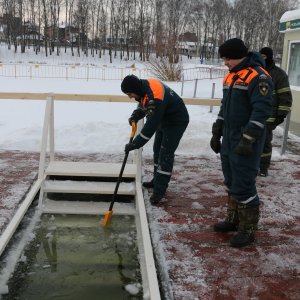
[121,75,189,205]
[210,38,273,247]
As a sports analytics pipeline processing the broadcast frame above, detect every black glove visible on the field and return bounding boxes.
[128,116,137,125]
[210,135,221,154]
[267,123,277,130]
[128,108,146,126]
[234,136,254,156]
[212,119,223,137]
[124,142,137,153]
[275,116,285,126]
[210,119,223,154]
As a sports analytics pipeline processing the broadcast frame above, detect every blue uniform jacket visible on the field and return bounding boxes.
[132,79,189,148]
[219,52,273,154]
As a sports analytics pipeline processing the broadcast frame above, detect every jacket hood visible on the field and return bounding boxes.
[231,51,266,73]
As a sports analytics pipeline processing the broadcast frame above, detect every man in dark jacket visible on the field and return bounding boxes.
[210,38,273,247]
[121,75,189,205]
[259,47,293,177]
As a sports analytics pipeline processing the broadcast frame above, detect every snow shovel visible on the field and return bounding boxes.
[102,121,137,226]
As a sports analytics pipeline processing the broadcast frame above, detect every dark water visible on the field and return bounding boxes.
[3,214,143,300]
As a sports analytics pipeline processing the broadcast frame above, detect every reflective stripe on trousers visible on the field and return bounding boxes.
[153,123,188,195]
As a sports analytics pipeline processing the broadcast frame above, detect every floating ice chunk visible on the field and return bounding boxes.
[125,283,141,295]
[0,284,9,295]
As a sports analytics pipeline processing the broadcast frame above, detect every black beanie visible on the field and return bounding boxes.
[260,47,274,67]
[219,38,248,59]
[121,75,143,96]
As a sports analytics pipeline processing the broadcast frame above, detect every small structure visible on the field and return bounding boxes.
[45,22,80,44]
[279,8,300,134]
[178,32,198,57]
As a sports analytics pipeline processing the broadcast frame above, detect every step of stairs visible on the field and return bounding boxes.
[42,199,136,215]
[43,180,136,195]
[45,161,137,178]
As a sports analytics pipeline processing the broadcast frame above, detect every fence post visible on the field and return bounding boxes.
[87,66,89,81]
[66,66,68,80]
[209,82,216,112]
[193,78,198,98]
[49,94,55,162]
[280,111,291,155]
[181,74,184,96]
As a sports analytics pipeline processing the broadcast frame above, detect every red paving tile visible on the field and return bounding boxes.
[144,154,300,300]
[1,151,299,299]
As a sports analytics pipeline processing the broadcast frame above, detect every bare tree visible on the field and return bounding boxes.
[0,0,298,62]
[164,0,190,63]
[2,0,19,50]
[189,0,204,59]
[73,0,90,56]
[153,0,165,58]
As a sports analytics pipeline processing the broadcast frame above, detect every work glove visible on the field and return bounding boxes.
[128,108,146,126]
[128,116,137,125]
[275,116,285,126]
[267,123,277,130]
[212,119,223,137]
[210,135,221,154]
[210,119,223,154]
[234,134,255,156]
[125,142,137,153]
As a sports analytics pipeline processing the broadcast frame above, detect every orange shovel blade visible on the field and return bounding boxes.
[102,210,113,226]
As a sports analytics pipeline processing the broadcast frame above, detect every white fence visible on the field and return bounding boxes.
[182,66,227,81]
[0,63,227,81]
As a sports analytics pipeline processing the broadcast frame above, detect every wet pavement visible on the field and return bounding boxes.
[0,145,299,299]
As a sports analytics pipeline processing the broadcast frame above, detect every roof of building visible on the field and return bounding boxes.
[279,8,300,32]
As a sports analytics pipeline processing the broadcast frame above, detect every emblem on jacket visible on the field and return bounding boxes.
[259,82,269,96]
[147,100,156,115]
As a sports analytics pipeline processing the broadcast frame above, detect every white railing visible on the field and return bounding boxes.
[0,63,227,81]
[182,66,227,81]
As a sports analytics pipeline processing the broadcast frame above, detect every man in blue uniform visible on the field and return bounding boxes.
[121,75,189,205]
[210,38,273,247]
[259,47,293,176]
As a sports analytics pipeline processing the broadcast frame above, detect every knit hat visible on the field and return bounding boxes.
[259,47,274,67]
[219,38,248,59]
[121,75,143,96]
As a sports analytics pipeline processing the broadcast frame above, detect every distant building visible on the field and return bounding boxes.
[16,32,44,45]
[177,32,198,56]
[45,22,80,44]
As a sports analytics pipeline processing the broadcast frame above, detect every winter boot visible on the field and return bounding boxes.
[230,204,260,248]
[150,193,164,205]
[259,168,268,177]
[143,166,157,188]
[214,196,239,232]
[142,179,154,188]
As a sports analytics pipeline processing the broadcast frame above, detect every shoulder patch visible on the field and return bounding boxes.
[259,82,269,96]
[146,99,156,116]
[259,74,268,80]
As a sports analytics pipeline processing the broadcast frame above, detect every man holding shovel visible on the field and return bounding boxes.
[121,75,189,205]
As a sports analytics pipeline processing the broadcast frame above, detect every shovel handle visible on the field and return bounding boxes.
[102,121,138,227]
[130,121,137,141]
